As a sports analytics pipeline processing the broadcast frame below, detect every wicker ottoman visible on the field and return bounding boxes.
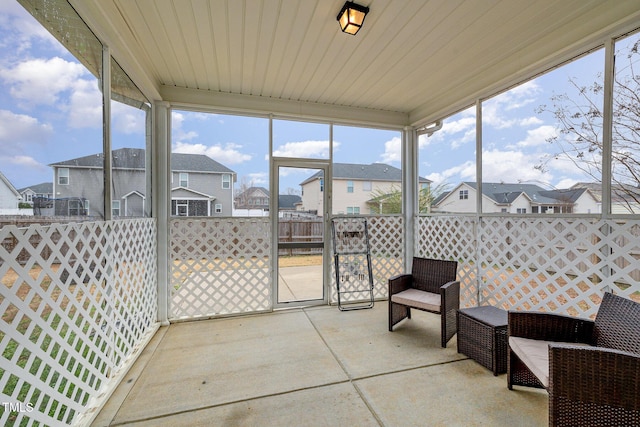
[457,306,508,375]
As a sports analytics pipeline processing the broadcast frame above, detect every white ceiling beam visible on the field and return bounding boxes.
[160,85,409,128]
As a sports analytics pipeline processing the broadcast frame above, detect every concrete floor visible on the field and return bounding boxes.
[92,302,548,427]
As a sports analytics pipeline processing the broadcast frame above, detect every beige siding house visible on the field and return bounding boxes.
[299,163,430,215]
[434,182,600,214]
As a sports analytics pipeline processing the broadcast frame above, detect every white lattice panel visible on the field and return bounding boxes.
[170,218,271,319]
[479,217,609,317]
[604,220,640,295]
[416,216,478,307]
[330,216,404,303]
[0,219,157,426]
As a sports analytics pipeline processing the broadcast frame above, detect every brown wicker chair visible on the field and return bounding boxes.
[508,292,640,426]
[388,257,459,347]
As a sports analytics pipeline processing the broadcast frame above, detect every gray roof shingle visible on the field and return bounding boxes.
[50,147,235,173]
[300,163,430,185]
[461,182,587,205]
[18,182,53,193]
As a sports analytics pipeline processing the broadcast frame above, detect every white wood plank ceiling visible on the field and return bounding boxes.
[72,0,640,127]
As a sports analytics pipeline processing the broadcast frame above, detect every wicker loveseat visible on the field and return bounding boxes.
[507,292,640,426]
[388,257,459,347]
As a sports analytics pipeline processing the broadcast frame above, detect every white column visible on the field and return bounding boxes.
[402,126,417,271]
[154,101,171,325]
[602,37,614,218]
[475,99,483,215]
[102,45,112,220]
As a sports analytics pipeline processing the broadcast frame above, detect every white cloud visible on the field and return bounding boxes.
[67,78,102,128]
[380,136,401,163]
[481,149,553,183]
[0,2,63,55]
[0,57,88,106]
[482,81,542,129]
[425,109,476,149]
[246,172,268,186]
[272,140,331,158]
[519,116,544,126]
[0,109,52,148]
[503,81,541,110]
[172,111,186,128]
[555,178,579,189]
[512,125,557,148]
[173,141,251,165]
[111,102,146,135]
[426,160,476,186]
[6,155,47,170]
[171,111,200,142]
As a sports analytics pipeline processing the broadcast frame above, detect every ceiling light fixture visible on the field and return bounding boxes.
[337,1,369,35]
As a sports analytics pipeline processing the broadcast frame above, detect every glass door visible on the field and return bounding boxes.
[272,159,329,308]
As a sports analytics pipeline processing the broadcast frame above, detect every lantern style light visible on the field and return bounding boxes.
[337,2,369,35]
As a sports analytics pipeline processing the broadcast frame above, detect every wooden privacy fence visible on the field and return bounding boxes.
[278,218,323,256]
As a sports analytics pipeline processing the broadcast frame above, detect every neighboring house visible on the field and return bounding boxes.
[299,163,431,215]
[0,171,22,214]
[233,186,301,215]
[50,148,236,217]
[235,186,270,212]
[433,182,600,214]
[18,182,53,206]
[572,182,640,214]
[278,194,302,211]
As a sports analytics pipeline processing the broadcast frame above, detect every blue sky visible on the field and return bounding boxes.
[1,1,631,195]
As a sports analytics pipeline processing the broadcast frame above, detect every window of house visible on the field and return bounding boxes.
[69,199,83,216]
[59,168,70,185]
[517,208,526,214]
[215,203,222,213]
[222,174,231,189]
[347,180,354,193]
[179,173,189,187]
[319,178,324,192]
[347,207,360,214]
[112,200,120,216]
[459,190,468,200]
[363,181,372,191]
[84,200,90,215]
[176,201,188,216]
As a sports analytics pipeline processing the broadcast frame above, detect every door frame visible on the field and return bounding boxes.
[270,157,332,309]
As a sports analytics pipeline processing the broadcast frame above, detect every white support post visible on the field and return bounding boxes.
[475,99,483,306]
[154,101,171,325]
[602,37,614,218]
[475,100,483,216]
[102,45,112,220]
[403,126,417,271]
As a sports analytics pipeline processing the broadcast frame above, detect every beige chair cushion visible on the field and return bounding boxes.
[391,288,440,312]
[509,337,592,388]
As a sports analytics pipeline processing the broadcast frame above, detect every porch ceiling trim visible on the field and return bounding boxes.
[160,85,409,128]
